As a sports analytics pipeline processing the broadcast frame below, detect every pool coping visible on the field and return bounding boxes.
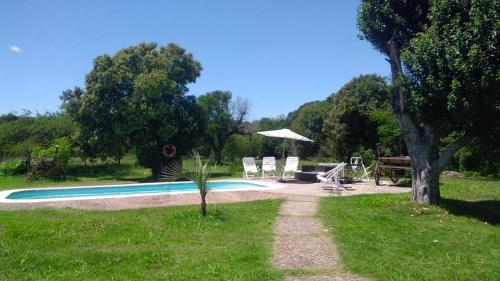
[0,179,285,203]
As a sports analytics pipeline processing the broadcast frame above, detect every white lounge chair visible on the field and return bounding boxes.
[242,157,259,179]
[350,157,370,181]
[262,157,276,177]
[282,157,299,179]
[317,162,347,190]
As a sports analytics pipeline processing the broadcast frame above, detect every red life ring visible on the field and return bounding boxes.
[162,144,176,158]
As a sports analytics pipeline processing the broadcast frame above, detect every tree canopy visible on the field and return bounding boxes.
[62,43,203,175]
[289,101,329,158]
[197,91,249,163]
[401,0,500,137]
[358,0,499,203]
[322,75,395,161]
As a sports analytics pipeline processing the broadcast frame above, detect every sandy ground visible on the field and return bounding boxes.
[0,179,410,211]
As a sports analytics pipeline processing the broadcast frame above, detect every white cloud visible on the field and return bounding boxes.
[9,45,24,54]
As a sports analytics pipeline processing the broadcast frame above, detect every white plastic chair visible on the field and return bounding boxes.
[242,157,259,179]
[317,162,347,191]
[350,157,370,181]
[282,157,299,179]
[261,157,276,177]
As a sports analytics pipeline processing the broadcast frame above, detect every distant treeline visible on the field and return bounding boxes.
[1,75,496,177]
[0,112,76,160]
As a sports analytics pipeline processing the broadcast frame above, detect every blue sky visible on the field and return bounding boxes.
[0,0,388,120]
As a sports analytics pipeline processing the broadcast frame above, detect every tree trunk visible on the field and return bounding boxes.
[214,148,222,164]
[411,164,440,204]
[396,113,443,204]
[207,137,223,164]
[200,194,207,217]
[151,167,161,179]
[385,39,465,205]
[408,139,441,204]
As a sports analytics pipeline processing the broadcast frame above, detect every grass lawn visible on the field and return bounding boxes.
[319,177,500,281]
[0,200,283,281]
[2,154,498,281]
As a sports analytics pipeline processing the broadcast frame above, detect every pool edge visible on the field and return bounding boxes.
[0,179,285,203]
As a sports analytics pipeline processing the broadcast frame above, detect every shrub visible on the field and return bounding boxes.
[29,138,72,180]
[351,146,376,168]
[222,134,261,163]
[0,160,30,176]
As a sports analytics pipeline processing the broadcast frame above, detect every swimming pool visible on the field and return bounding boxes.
[0,180,279,203]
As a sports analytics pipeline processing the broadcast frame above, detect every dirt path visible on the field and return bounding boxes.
[272,195,369,281]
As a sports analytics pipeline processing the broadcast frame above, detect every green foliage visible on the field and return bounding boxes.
[451,135,500,178]
[199,91,233,138]
[289,101,329,158]
[245,75,401,163]
[401,0,500,137]
[0,113,76,160]
[256,116,288,131]
[0,160,30,176]
[198,91,249,163]
[351,146,376,168]
[65,84,129,164]
[358,1,499,201]
[357,0,430,56]
[29,138,72,180]
[358,0,500,135]
[62,43,204,175]
[322,75,394,161]
[222,134,261,163]
[369,108,404,155]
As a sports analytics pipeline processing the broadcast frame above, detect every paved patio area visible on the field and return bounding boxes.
[0,179,410,210]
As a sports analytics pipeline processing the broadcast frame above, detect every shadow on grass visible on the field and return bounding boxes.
[209,172,235,178]
[441,198,500,225]
[67,163,137,177]
[112,177,155,183]
[393,179,412,187]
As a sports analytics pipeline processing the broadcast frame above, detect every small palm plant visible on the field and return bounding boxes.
[162,151,215,217]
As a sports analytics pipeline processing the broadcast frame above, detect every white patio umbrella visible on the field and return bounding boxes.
[257,128,313,160]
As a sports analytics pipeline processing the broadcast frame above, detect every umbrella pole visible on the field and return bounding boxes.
[281,138,286,180]
[282,138,286,161]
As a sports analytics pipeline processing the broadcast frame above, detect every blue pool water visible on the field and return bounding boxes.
[6,181,267,200]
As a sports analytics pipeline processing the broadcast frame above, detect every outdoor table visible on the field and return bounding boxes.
[295,163,341,182]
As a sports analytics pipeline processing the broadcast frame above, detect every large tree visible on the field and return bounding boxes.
[358,0,499,204]
[61,87,103,164]
[289,101,329,158]
[62,43,203,176]
[197,91,249,163]
[322,75,393,161]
